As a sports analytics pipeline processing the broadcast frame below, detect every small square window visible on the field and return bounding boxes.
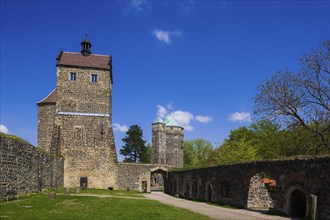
[70,72,77,81]
[91,74,98,83]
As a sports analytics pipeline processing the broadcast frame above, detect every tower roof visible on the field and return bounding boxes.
[153,116,165,124]
[37,89,57,105]
[165,115,182,127]
[56,52,111,70]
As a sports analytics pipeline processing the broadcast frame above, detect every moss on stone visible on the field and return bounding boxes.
[0,133,30,145]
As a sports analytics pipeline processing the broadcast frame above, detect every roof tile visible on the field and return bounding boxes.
[57,52,111,70]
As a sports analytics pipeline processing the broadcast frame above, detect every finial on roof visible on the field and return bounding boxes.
[81,34,92,57]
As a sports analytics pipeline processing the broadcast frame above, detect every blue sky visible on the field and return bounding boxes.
[1,1,329,161]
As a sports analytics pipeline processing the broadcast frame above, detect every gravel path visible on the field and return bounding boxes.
[144,192,291,220]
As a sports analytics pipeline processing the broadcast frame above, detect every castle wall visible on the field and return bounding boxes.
[165,157,330,220]
[55,63,117,188]
[151,123,166,164]
[165,127,184,168]
[0,136,64,200]
[56,67,112,116]
[37,104,56,151]
[116,163,171,192]
[56,115,117,188]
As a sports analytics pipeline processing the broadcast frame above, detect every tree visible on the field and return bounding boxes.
[140,143,152,163]
[183,139,214,168]
[254,40,330,149]
[120,125,146,163]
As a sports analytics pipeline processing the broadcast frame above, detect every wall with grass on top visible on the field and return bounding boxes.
[0,133,64,200]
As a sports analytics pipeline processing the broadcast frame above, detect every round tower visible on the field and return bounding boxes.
[151,117,166,164]
[165,115,184,168]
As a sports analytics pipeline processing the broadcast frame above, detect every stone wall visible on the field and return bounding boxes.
[165,126,184,168]
[151,123,166,165]
[57,115,117,188]
[116,163,170,192]
[0,136,64,200]
[164,157,330,219]
[37,104,56,152]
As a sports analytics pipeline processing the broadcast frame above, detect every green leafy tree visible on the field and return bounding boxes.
[120,125,146,163]
[183,139,214,168]
[140,143,152,163]
[213,127,260,165]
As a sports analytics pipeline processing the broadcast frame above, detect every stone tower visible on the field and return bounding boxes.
[151,115,184,168]
[37,37,117,188]
[152,117,166,164]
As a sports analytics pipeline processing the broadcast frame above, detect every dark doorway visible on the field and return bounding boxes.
[80,177,88,190]
[184,183,190,198]
[172,181,177,194]
[290,189,306,218]
[192,181,198,199]
[207,184,213,202]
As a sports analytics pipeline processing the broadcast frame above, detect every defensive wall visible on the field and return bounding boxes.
[164,156,330,219]
[116,163,170,192]
[0,136,64,200]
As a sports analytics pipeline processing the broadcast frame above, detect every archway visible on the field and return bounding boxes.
[206,183,213,202]
[247,173,275,210]
[184,183,190,198]
[150,167,167,192]
[192,181,198,199]
[290,189,306,218]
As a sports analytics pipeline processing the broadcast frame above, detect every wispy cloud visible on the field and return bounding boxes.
[156,105,212,131]
[123,0,148,15]
[0,124,10,134]
[228,112,252,122]
[195,115,213,123]
[152,29,182,45]
[157,105,168,118]
[113,123,128,132]
[179,0,195,15]
[171,110,194,131]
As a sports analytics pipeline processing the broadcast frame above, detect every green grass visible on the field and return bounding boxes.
[0,193,211,220]
[0,133,30,145]
[51,188,144,197]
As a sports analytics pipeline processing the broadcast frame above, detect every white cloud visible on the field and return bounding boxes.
[130,0,147,11]
[228,112,252,122]
[195,115,213,123]
[113,123,128,132]
[171,110,194,131]
[156,105,213,131]
[0,124,9,134]
[157,105,168,118]
[152,29,182,45]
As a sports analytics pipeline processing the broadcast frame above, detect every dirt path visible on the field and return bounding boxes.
[144,192,291,220]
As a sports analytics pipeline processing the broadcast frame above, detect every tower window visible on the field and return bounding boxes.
[70,72,77,81]
[91,74,98,83]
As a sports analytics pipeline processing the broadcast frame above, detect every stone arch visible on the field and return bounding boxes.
[219,179,231,198]
[192,180,198,199]
[285,185,308,218]
[205,182,213,202]
[247,172,275,210]
[150,167,168,192]
[171,180,177,195]
[184,182,190,198]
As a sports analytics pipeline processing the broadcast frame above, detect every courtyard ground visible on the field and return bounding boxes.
[144,192,292,220]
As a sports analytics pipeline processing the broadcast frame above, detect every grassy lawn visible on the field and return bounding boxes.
[53,188,144,197]
[0,193,211,220]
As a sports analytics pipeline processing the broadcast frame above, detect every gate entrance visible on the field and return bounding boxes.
[290,189,306,218]
[80,177,88,190]
[150,168,167,192]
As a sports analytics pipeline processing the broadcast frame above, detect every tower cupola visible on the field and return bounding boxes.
[81,34,92,57]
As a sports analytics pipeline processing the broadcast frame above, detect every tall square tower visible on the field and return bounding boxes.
[37,37,117,188]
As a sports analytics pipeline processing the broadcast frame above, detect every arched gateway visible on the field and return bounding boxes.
[150,167,168,191]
